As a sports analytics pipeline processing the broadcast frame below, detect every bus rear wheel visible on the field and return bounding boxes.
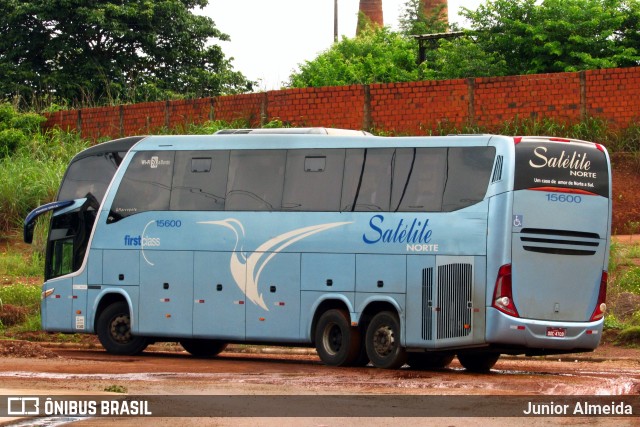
[315,309,362,367]
[365,311,407,369]
[457,352,500,372]
[97,301,148,355]
[180,339,227,358]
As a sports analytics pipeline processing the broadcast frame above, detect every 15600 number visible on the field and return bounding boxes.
[546,194,582,204]
[156,219,182,228]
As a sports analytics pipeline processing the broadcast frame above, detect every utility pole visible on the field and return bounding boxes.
[334,0,338,42]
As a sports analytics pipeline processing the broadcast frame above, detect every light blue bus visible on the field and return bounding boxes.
[24,129,611,371]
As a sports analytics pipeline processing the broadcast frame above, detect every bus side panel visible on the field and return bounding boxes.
[42,276,74,332]
[356,254,406,294]
[193,251,246,340]
[84,249,103,333]
[138,251,194,337]
[245,252,301,342]
[301,253,355,293]
[71,269,89,332]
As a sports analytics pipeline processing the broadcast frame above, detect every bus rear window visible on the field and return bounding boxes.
[514,141,609,197]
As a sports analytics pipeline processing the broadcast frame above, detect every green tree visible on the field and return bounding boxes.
[399,0,449,36]
[0,0,252,107]
[422,37,508,80]
[463,0,640,75]
[288,26,419,88]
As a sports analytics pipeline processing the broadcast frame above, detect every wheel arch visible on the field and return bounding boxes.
[358,297,404,344]
[309,296,355,345]
[92,290,133,334]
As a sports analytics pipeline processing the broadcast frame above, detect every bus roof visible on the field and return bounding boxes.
[215,127,371,136]
[129,133,504,152]
[69,136,146,165]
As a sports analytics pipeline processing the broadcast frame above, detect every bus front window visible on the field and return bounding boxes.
[45,195,99,280]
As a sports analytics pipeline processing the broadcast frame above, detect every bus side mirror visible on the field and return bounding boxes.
[23,221,36,244]
[23,200,75,244]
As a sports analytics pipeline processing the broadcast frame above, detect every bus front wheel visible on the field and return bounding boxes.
[315,309,362,366]
[365,311,407,369]
[96,301,148,355]
[180,339,227,358]
[457,352,500,372]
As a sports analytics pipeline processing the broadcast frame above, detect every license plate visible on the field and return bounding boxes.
[546,327,566,337]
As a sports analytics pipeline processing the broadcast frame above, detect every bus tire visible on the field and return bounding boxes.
[365,311,407,369]
[315,309,362,367]
[407,352,454,370]
[96,301,148,355]
[180,339,227,358]
[457,352,500,372]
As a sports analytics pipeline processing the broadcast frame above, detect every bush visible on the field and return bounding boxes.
[615,326,640,346]
[0,129,28,157]
[10,112,46,134]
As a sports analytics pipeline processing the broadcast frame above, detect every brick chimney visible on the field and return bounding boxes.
[357,0,384,35]
[423,0,448,24]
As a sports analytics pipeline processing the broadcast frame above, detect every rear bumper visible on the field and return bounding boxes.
[485,308,602,351]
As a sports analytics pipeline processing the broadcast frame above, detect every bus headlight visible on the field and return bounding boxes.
[41,288,54,300]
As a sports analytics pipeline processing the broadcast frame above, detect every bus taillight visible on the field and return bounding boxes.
[589,271,608,321]
[492,264,519,317]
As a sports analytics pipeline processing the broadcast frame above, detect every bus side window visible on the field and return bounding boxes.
[226,150,286,211]
[442,147,496,212]
[342,148,396,212]
[392,148,448,212]
[107,151,174,223]
[282,149,345,211]
[170,151,229,211]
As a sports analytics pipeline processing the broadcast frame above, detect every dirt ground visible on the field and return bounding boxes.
[0,341,638,426]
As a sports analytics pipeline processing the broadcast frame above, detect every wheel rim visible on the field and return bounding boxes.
[372,325,396,357]
[110,314,132,343]
[322,322,342,356]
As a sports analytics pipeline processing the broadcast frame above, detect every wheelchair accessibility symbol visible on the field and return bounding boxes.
[513,215,523,227]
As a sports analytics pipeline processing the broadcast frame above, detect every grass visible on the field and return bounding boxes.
[0,246,43,279]
[0,283,40,308]
[0,130,88,231]
[103,385,128,393]
[0,283,41,333]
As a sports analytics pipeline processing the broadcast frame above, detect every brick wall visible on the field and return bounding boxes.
[42,67,640,141]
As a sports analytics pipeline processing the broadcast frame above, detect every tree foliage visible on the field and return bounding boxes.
[288,26,419,88]
[0,0,252,107]
[399,0,449,36]
[290,0,640,88]
[463,0,640,75]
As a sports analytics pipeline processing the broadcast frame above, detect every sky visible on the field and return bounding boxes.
[197,0,484,91]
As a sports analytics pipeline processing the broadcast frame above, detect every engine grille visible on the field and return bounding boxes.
[520,228,600,256]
